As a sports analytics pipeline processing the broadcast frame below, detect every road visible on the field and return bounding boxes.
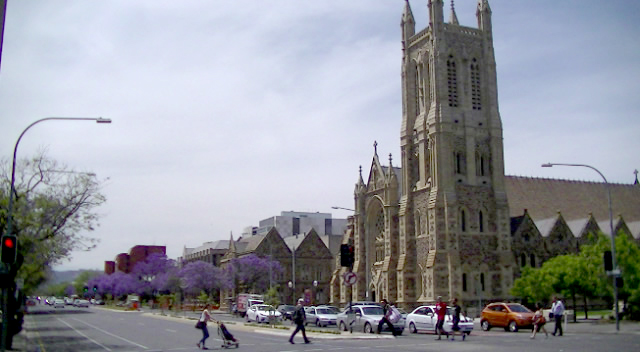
[19,304,640,352]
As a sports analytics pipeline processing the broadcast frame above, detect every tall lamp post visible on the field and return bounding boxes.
[1,117,111,351]
[541,162,619,331]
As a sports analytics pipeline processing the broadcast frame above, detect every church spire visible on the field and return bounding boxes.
[476,0,492,33]
[449,0,459,25]
[429,0,444,32]
[401,0,416,41]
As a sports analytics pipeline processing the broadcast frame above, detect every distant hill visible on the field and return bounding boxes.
[48,270,102,285]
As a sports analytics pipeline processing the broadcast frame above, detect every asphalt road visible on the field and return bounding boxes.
[18,304,640,352]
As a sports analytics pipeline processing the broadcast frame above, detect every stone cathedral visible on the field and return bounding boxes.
[330,0,513,308]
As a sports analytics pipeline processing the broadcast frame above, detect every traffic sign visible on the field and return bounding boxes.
[344,271,357,286]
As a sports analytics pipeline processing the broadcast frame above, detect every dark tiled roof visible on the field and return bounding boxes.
[505,176,640,223]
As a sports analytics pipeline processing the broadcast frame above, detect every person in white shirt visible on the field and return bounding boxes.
[550,296,564,336]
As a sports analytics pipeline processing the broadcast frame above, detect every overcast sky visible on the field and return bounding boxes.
[1,0,638,271]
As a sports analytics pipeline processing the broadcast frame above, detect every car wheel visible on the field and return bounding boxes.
[246,315,250,322]
[364,323,374,334]
[339,321,347,331]
[409,322,417,333]
[481,320,491,331]
[316,320,322,327]
[508,321,518,332]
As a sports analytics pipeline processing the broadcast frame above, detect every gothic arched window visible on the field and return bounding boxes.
[447,55,458,107]
[470,58,481,110]
[460,209,467,232]
[479,211,484,232]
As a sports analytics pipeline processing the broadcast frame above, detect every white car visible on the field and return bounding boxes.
[246,304,282,323]
[74,299,90,308]
[336,305,405,335]
[405,305,474,335]
[53,299,65,308]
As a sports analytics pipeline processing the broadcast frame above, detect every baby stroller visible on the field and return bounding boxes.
[216,320,239,349]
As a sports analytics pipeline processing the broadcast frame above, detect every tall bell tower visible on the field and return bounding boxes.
[398,0,512,305]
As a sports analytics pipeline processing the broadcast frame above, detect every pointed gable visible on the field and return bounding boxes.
[295,229,333,260]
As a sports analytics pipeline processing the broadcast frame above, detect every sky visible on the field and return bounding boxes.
[0,0,638,271]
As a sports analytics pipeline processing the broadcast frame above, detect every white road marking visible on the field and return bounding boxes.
[56,318,112,351]
[72,317,149,349]
[165,328,177,333]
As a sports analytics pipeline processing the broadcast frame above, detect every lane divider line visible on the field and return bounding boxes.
[71,317,149,350]
[56,318,112,351]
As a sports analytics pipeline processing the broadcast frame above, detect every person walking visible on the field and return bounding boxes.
[196,304,212,350]
[434,296,447,340]
[377,299,398,336]
[449,298,465,341]
[551,296,564,336]
[289,299,311,344]
[530,303,548,339]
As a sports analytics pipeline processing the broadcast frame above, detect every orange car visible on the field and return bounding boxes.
[480,302,535,332]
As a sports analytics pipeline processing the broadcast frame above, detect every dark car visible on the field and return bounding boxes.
[277,304,296,321]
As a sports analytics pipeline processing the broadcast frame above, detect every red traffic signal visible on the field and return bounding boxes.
[1,235,18,264]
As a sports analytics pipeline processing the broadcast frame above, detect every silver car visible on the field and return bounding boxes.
[336,305,404,335]
[304,306,338,327]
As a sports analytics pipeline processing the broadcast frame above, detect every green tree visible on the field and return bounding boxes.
[0,152,107,293]
[511,265,553,306]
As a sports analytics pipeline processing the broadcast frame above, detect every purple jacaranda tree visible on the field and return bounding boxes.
[64,284,75,297]
[179,261,229,299]
[132,253,177,297]
[228,254,283,293]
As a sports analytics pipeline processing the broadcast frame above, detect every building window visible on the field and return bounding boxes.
[470,59,481,110]
[455,151,465,175]
[479,211,484,232]
[462,273,467,292]
[293,217,300,235]
[447,55,458,107]
[530,254,536,267]
[325,218,332,235]
[480,273,485,291]
[520,253,526,267]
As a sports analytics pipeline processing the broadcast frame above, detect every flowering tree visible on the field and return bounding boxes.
[228,254,283,293]
[179,261,229,299]
[132,253,177,296]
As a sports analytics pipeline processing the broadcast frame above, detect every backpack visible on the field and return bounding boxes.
[388,306,402,323]
[293,307,304,323]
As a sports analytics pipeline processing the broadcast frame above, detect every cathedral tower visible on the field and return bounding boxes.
[400,0,512,305]
[332,0,512,308]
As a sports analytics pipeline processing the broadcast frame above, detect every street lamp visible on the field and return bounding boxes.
[1,117,111,351]
[541,162,619,331]
[331,206,355,212]
[3,117,111,240]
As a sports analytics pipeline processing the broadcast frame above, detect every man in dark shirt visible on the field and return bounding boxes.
[377,299,398,336]
[289,299,311,344]
[450,298,465,341]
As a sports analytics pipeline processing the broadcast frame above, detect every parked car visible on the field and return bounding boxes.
[336,305,404,335]
[94,299,105,305]
[304,306,338,327]
[246,304,282,323]
[405,305,473,335]
[277,304,296,321]
[480,302,535,332]
[53,299,65,308]
[74,299,90,308]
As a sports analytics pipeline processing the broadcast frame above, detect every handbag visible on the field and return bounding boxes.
[195,320,205,329]
[548,312,554,319]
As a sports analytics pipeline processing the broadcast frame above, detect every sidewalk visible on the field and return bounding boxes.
[472,317,640,335]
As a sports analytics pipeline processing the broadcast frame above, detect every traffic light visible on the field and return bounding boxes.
[1,234,17,264]
[604,251,613,271]
[93,286,97,293]
[84,286,88,293]
[340,244,354,267]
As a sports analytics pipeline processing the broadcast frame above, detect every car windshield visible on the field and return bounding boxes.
[507,304,531,313]
[257,305,273,311]
[361,306,384,315]
[316,308,334,314]
[281,306,295,311]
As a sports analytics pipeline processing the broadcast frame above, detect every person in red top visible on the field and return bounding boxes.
[434,296,448,340]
